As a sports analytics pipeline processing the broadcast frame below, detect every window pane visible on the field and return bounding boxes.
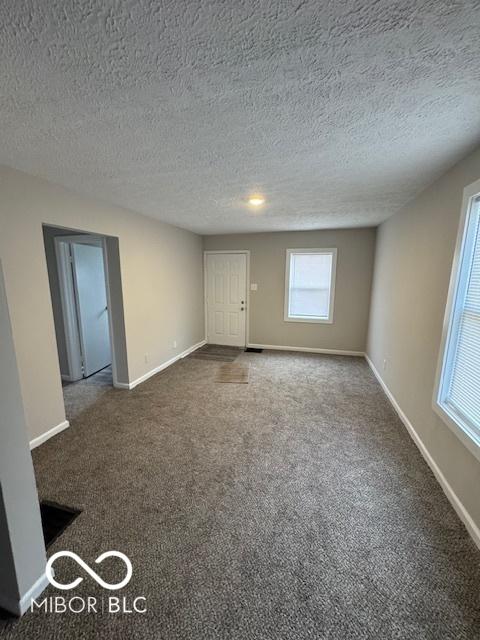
[289,253,332,318]
[446,203,480,430]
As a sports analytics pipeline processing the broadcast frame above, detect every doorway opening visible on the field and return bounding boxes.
[43,225,129,419]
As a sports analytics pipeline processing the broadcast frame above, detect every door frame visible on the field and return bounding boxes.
[54,235,118,384]
[203,250,250,347]
[55,237,82,381]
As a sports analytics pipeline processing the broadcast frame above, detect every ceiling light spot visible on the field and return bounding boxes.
[248,195,265,206]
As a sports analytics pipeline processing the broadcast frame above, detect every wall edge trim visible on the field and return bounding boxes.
[29,420,69,450]
[247,343,364,356]
[126,340,207,390]
[0,571,49,616]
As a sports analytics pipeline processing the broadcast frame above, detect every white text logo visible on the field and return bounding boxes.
[46,550,133,591]
[32,550,145,614]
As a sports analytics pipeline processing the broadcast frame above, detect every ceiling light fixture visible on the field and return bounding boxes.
[248,195,265,206]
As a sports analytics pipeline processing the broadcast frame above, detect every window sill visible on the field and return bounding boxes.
[433,400,480,463]
[284,315,333,324]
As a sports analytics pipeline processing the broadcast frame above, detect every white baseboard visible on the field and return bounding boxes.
[113,381,130,390]
[247,343,364,357]
[0,571,49,616]
[29,420,69,450]
[365,354,480,551]
[126,340,207,390]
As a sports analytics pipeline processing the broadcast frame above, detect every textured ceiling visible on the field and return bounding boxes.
[1,1,480,234]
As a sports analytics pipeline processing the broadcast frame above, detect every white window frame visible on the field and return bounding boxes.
[284,248,337,324]
[433,177,480,462]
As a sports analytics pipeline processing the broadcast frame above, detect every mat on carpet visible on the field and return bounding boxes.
[190,344,242,362]
[214,362,249,383]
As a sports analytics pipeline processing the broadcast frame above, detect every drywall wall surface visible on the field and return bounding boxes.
[367,146,480,530]
[0,165,204,441]
[204,228,376,352]
[0,261,46,611]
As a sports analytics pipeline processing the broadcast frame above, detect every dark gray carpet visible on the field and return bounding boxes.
[1,351,479,639]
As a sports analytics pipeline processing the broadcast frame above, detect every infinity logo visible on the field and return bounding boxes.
[46,551,133,591]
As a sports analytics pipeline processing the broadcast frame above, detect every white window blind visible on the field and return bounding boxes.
[284,249,337,323]
[438,197,480,450]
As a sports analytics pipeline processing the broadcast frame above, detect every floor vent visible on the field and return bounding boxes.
[245,347,263,353]
[40,500,81,549]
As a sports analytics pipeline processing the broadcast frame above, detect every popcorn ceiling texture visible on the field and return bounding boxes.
[1,0,480,234]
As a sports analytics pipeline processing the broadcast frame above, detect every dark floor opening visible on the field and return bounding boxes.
[39,500,82,549]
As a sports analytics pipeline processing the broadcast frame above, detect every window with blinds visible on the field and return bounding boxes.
[284,249,337,323]
[436,195,480,455]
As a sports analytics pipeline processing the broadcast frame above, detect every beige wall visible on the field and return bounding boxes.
[204,229,376,352]
[0,166,204,441]
[367,147,480,532]
[0,260,47,611]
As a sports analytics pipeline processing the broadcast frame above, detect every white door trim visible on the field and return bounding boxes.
[102,237,121,389]
[54,235,120,387]
[54,238,83,381]
[203,251,250,347]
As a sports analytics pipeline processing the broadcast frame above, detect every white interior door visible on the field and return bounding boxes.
[206,253,247,347]
[72,242,111,377]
